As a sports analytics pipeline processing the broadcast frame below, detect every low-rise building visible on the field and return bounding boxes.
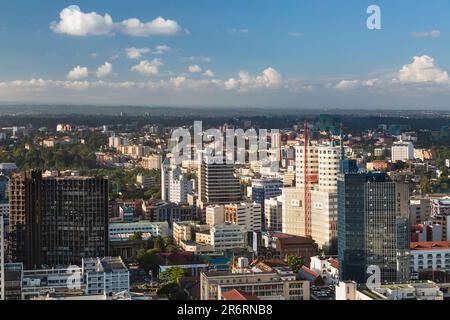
[157,252,208,277]
[200,259,310,300]
[310,256,339,286]
[11,257,129,300]
[410,241,450,272]
[211,224,247,251]
[109,221,169,242]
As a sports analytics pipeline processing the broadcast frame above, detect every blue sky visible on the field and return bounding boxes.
[1,0,450,109]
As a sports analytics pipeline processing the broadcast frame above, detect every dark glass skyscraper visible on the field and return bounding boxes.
[338,171,410,284]
[8,170,109,269]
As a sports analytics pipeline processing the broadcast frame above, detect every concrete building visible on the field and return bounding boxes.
[410,197,431,225]
[109,221,169,242]
[391,140,414,162]
[19,257,129,300]
[168,167,193,205]
[8,170,109,269]
[206,205,225,227]
[410,241,450,273]
[0,214,4,300]
[295,144,342,192]
[373,282,443,300]
[282,142,341,254]
[251,178,283,228]
[136,174,155,189]
[281,187,305,237]
[197,157,241,220]
[310,191,338,253]
[200,260,310,300]
[310,256,339,286]
[224,203,262,233]
[210,224,247,251]
[281,187,338,253]
[83,257,130,296]
[264,198,282,232]
[431,196,450,240]
[108,135,129,149]
[141,154,162,171]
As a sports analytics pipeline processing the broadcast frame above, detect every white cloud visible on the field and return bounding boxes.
[117,17,181,37]
[203,70,215,77]
[126,45,171,59]
[90,53,98,59]
[51,6,182,37]
[398,55,449,83]
[227,28,249,35]
[153,45,171,55]
[224,78,238,90]
[289,32,304,38]
[131,59,163,76]
[411,30,441,38]
[181,56,211,63]
[363,78,380,87]
[225,67,283,91]
[189,65,202,73]
[50,5,114,36]
[170,76,187,89]
[67,66,89,80]
[97,62,113,78]
[335,80,359,90]
[126,47,151,59]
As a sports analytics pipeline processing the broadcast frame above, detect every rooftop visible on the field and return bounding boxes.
[222,289,260,301]
[410,241,450,250]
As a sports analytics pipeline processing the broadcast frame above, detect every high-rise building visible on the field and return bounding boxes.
[282,142,342,254]
[264,197,282,232]
[168,167,193,204]
[8,170,109,269]
[338,172,411,284]
[251,178,283,228]
[197,156,241,220]
[0,213,4,300]
[161,159,170,202]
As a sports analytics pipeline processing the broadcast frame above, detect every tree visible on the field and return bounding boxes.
[130,232,143,241]
[287,255,304,273]
[160,267,187,284]
[157,283,187,300]
[154,236,166,252]
[314,276,326,287]
[136,248,160,273]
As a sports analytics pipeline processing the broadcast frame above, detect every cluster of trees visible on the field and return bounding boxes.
[157,267,188,300]
[0,132,107,171]
[136,236,177,273]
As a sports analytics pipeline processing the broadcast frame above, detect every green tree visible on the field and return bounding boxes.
[157,283,187,300]
[287,255,304,273]
[136,248,160,273]
[160,267,187,284]
[130,232,143,241]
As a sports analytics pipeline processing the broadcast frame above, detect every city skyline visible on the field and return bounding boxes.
[2,1,450,108]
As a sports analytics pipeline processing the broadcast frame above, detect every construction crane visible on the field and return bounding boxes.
[303,120,312,238]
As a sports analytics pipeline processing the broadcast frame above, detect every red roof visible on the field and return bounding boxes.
[329,258,339,270]
[410,241,450,250]
[300,266,319,278]
[222,289,260,301]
